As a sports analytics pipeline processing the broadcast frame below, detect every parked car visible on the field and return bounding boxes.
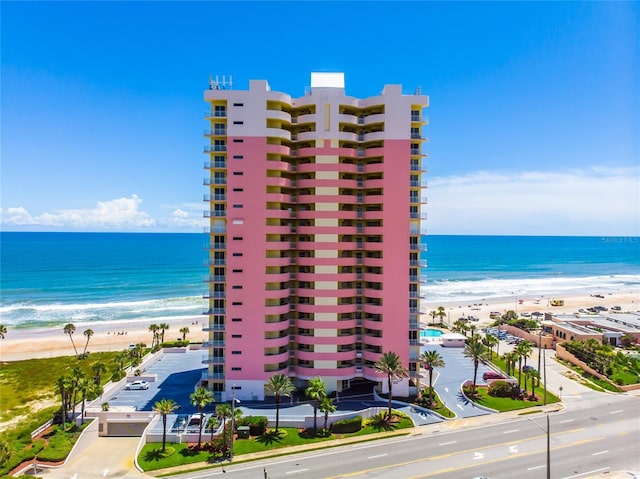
[489,312,502,319]
[522,365,537,373]
[611,306,622,311]
[125,380,149,390]
[483,371,506,380]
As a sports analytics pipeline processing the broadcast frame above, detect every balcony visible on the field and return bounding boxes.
[203,194,227,202]
[204,145,227,152]
[409,243,427,252]
[204,128,227,136]
[204,259,226,266]
[204,160,227,169]
[203,308,226,315]
[204,211,227,218]
[202,355,225,364]
[203,177,227,185]
[204,110,227,118]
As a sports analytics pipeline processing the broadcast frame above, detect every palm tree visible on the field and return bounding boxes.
[420,349,445,403]
[159,323,170,343]
[374,351,408,421]
[82,328,94,356]
[55,375,73,428]
[464,338,488,393]
[265,373,295,432]
[64,323,78,356]
[190,386,214,449]
[305,377,326,436]
[504,351,519,377]
[0,324,7,339]
[153,399,179,452]
[148,324,159,347]
[319,396,337,433]
[527,369,540,397]
[91,361,107,385]
[482,334,499,359]
[436,306,447,325]
[429,310,437,325]
[515,341,534,387]
[78,377,101,424]
[179,326,190,341]
[216,403,232,455]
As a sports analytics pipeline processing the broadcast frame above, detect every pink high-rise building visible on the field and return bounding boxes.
[203,73,428,401]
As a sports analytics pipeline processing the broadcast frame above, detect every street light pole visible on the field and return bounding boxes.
[546,413,551,479]
[543,345,547,406]
[230,385,236,461]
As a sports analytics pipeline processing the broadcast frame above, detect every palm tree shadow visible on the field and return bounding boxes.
[369,415,399,432]
[143,449,164,461]
[255,430,286,445]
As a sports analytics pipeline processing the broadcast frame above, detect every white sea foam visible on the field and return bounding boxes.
[421,274,640,303]
[1,296,203,328]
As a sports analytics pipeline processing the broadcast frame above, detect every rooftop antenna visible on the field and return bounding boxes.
[415,85,422,95]
[209,74,233,90]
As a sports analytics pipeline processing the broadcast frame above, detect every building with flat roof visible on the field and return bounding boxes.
[202,73,428,401]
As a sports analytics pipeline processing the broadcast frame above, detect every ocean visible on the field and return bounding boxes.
[1,232,638,329]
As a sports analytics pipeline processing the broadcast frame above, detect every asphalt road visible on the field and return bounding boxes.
[172,393,639,479]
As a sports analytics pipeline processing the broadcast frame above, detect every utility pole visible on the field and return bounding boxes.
[229,385,236,461]
[543,345,547,406]
[546,414,551,479]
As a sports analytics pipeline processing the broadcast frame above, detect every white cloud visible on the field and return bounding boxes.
[1,195,156,231]
[426,166,640,235]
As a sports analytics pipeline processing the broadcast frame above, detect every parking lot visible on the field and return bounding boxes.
[98,350,206,413]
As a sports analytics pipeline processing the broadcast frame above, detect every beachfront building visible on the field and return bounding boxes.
[202,73,428,401]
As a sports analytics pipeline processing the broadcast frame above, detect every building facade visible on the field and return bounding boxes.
[202,73,428,401]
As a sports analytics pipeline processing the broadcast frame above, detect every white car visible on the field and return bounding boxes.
[125,380,149,390]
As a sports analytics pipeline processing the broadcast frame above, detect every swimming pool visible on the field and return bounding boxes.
[420,329,444,338]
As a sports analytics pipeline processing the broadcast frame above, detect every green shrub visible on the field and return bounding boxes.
[237,416,268,436]
[330,416,362,434]
[488,381,519,398]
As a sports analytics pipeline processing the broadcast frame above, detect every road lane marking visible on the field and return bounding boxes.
[559,419,574,424]
[456,404,464,410]
[609,410,623,414]
[408,437,606,479]
[286,468,308,474]
[592,450,608,456]
[473,452,485,459]
[324,430,591,479]
[438,441,456,446]
[528,465,545,470]
[367,454,388,459]
[508,445,518,454]
[561,467,609,479]
[503,429,519,434]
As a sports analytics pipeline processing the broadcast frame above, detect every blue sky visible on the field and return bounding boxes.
[1,1,638,235]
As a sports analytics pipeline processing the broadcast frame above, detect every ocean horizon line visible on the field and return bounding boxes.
[1,231,638,239]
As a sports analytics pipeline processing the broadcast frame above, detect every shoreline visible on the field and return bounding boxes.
[1,289,638,363]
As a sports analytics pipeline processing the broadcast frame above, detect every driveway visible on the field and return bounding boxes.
[420,344,494,418]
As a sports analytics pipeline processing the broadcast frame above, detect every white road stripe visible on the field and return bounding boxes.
[438,441,456,446]
[503,429,519,434]
[592,450,608,456]
[367,454,388,459]
[286,469,309,474]
[528,465,545,471]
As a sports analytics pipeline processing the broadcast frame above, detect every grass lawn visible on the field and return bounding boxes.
[140,415,414,472]
[0,350,133,476]
[468,386,559,412]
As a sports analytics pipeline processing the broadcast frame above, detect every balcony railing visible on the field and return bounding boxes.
[204,145,227,152]
[205,110,227,118]
[204,211,227,218]
[204,178,227,185]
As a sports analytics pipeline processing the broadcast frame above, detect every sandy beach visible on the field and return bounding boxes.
[1,290,638,362]
[0,315,204,362]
